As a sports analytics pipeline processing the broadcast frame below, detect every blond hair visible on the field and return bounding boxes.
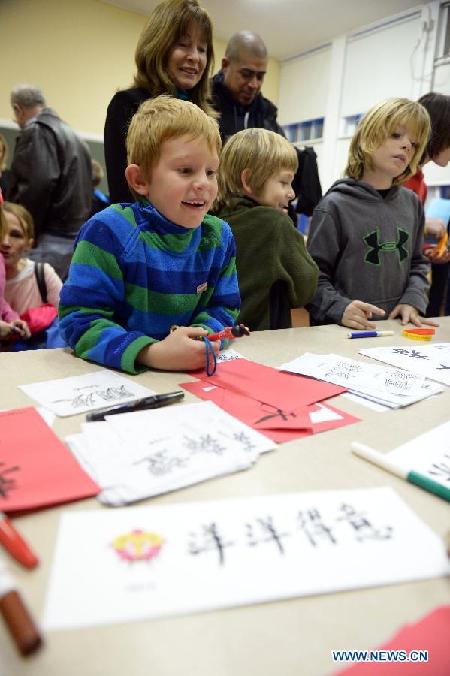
[126,95,221,180]
[134,0,215,117]
[216,128,298,208]
[2,201,35,240]
[345,98,430,185]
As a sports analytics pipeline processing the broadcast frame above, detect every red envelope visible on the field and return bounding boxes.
[181,381,359,443]
[0,407,99,512]
[196,358,345,410]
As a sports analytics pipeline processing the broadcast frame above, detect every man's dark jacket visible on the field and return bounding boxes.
[211,72,322,216]
[7,107,92,241]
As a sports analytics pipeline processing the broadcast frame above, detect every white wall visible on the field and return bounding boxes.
[341,15,422,117]
[279,47,331,124]
[278,1,450,192]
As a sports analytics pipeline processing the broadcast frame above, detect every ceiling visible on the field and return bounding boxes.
[103,0,425,60]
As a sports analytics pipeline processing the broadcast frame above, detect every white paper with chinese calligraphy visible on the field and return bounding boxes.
[280,353,443,408]
[66,401,274,505]
[386,420,450,491]
[359,343,450,386]
[18,370,155,416]
[42,487,449,630]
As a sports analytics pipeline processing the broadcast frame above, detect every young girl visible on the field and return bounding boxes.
[0,203,30,340]
[1,202,62,314]
[306,97,437,330]
[215,128,318,330]
[104,0,215,203]
[404,92,450,317]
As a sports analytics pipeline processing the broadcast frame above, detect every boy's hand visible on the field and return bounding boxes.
[341,300,385,329]
[137,326,220,371]
[389,304,439,327]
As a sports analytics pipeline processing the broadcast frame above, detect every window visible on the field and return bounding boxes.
[282,117,324,144]
[341,113,363,138]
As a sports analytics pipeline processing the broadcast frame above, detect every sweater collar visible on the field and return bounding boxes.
[136,199,201,253]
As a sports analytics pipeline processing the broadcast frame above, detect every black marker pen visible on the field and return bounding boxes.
[86,390,185,422]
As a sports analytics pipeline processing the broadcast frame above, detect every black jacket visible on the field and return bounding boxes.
[104,87,150,203]
[8,108,92,241]
[212,72,283,142]
[211,72,321,216]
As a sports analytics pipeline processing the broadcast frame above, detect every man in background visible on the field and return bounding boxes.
[7,85,92,278]
[212,31,322,218]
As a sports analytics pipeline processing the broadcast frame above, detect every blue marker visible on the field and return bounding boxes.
[347,330,395,339]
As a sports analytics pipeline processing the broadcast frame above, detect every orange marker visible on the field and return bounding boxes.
[0,513,39,570]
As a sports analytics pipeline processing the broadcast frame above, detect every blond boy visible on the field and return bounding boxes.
[215,128,318,330]
[59,96,239,374]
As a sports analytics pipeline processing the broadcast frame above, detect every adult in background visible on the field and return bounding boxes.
[0,135,11,197]
[7,85,92,279]
[104,0,215,203]
[212,31,322,217]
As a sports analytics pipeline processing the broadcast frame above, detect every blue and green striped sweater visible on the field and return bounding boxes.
[59,200,240,374]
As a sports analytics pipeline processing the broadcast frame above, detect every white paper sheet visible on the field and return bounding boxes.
[66,401,275,505]
[386,420,450,491]
[42,487,449,631]
[342,392,389,412]
[280,352,443,407]
[217,348,245,362]
[19,370,156,416]
[359,343,450,386]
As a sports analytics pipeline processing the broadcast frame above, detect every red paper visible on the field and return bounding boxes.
[196,358,345,410]
[335,606,450,675]
[181,381,359,443]
[0,407,99,512]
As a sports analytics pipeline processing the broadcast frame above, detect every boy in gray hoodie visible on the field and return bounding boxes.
[307,98,438,330]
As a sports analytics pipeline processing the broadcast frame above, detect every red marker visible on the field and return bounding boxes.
[0,513,39,570]
[206,324,250,342]
[0,558,43,656]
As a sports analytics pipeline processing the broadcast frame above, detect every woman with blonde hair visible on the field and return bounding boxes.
[104,0,215,203]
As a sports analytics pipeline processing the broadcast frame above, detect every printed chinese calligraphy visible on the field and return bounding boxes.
[42,487,449,630]
[19,370,155,417]
[387,420,450,493]
[281,352,443,408]
[359,343,450,386]
[66,401,275,506]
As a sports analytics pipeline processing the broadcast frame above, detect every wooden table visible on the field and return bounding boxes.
[1,319,449,676]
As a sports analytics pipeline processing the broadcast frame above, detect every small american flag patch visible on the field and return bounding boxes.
[196,282,208,294]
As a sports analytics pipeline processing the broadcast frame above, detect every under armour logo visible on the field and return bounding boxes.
[364,228,409,265]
